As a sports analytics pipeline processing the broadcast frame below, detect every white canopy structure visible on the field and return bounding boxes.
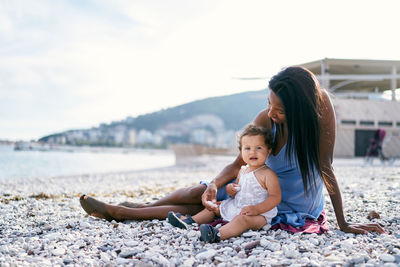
[299,58,400,101]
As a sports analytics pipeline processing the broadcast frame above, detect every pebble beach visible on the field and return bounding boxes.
[1,156,399,267]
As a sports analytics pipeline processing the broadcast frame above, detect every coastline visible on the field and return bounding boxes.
[1,156,399,266]
[0,145,175,182]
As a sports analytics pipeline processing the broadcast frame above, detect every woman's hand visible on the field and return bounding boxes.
[201,183,218,211]
[240,205,258,216]
[226,184,239,198]
[340,221,386,234]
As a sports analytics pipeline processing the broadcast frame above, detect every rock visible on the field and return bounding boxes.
[325,255,344,262]
[341,239,354,250]
[259,238,269,247]
[351,255,366,264]
[124,240,139,247]
[267,242,281,252]
[244,240,260,250]
[152,253,170,266]
[63,258,73,264]
[300,257,310,265]
[196,249,217,260]
[44,232,61,241]
[380,254,395,262]
[119,248,138,258]
[309,238,319,246]
[80,222,91,228]
[182,257,196,266]
[116,258,131,265]
[50,248,65,256]
[242,231,258,238]
[393,254,400,263]
[367,210,381,220]
[100,252,111,262]
[309,260,320,266]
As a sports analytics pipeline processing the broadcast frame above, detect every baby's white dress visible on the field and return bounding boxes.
[219,167,277,224]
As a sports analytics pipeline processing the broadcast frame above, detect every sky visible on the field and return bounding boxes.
[1,0,400,141]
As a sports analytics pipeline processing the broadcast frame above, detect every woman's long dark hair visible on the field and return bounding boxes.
[268,66,323,194]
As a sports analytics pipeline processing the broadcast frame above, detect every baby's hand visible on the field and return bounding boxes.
[240,205,258,216]
[233,184,241,192]
[206,200,218,209]
[226,184,240,197]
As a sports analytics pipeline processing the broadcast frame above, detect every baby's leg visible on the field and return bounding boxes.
[218,214,266,240]
[192,208,217,224]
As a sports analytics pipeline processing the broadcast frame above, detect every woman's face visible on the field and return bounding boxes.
[267,91,286,124]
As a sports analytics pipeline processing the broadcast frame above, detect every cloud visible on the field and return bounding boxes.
[1,0,400,140]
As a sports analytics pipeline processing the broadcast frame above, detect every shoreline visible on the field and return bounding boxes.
[0,145,176,182]
[1,156,399,266]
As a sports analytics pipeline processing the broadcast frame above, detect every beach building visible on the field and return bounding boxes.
[299,58,400,158]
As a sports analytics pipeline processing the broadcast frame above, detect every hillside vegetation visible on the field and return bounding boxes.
[113,89,268,131]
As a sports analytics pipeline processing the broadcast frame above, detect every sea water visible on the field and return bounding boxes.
[0,145,175,181]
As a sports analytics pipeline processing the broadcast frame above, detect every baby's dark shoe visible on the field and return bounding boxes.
[167,211,195,230]
[199,224,220,243]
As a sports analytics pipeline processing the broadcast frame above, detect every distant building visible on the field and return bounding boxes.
[126,129,137,146]
[333,98,400,157]
[300,58,400,157]
[112,125,126,145]
[190,128,214,145]
[137,129,154,144]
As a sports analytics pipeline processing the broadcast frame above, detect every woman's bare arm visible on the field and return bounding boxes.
[319,90,385,234]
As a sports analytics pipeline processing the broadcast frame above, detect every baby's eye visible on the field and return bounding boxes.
[244,147,250,150]
[257,146,263,150]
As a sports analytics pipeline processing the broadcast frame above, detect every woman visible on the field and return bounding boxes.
[80,66,384,234]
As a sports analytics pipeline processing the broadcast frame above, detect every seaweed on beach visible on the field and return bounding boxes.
[1,194,23,204]
[29,192,55,199]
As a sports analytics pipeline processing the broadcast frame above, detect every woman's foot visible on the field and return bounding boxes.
[79,195,117,222]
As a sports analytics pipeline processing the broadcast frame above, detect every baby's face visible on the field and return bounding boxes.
[241,135,271,168]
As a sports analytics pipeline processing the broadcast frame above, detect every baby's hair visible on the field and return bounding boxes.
[238,124,273,150]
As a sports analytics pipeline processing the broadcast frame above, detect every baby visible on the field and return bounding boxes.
[168,124,281,243]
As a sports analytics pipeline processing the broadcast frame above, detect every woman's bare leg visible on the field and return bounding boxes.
[112,204,205,220]
[218,215,266,240]
[88,201,205,221]
[81,184,208,221]
[120,184,207,208]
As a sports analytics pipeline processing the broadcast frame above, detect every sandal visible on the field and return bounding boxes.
[167,211,195,230]
[199,224,220,243]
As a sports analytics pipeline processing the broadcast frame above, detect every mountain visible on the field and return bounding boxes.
[39,89,269,147]
[113,89,268,131]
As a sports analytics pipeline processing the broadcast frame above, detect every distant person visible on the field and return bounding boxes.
[168,124,280,243]
[365,128,387,163]
[79,66,385,235]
